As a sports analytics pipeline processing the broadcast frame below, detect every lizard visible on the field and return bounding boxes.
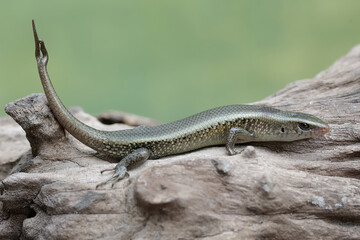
[31,20,330,188]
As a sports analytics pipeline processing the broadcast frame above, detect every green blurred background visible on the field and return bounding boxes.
[1,1,360,122]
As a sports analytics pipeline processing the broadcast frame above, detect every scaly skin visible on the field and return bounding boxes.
[32,21,329,187]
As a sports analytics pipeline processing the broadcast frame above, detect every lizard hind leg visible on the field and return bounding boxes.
[96,148,151,188]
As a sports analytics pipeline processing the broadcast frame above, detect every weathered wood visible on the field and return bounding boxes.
[1,45,359,240]
[97,110,161,127]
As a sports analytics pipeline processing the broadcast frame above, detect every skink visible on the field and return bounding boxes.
[32,21,329,187]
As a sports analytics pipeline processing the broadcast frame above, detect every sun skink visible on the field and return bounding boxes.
[31,21,330,187]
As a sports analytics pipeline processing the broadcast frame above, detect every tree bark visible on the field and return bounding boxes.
[1,45,359,240]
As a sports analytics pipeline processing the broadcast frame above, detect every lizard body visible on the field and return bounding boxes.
[32,21,329,187]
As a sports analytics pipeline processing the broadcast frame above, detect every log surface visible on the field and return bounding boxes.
[1,46,360,240]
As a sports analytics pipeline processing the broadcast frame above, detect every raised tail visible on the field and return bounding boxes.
[32,20,108,152]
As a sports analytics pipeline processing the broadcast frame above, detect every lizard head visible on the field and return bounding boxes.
[268,111,330,141]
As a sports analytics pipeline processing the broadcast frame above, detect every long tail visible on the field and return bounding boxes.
[32,20,107,151]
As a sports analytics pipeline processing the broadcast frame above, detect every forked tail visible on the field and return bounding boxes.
[32,20,107,151]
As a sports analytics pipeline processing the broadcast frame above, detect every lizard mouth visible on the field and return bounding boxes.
[314,125,330,136]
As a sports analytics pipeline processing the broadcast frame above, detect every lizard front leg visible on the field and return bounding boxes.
[226,127,253,155]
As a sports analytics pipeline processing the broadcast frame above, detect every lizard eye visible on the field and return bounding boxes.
[298,123,311,131]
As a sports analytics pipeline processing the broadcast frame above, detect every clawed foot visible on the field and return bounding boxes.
[227,148,245,156]
[95,164,129,189]
[95,148,151,189]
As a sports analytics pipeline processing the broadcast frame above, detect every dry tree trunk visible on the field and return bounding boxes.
[0,45,359,240]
